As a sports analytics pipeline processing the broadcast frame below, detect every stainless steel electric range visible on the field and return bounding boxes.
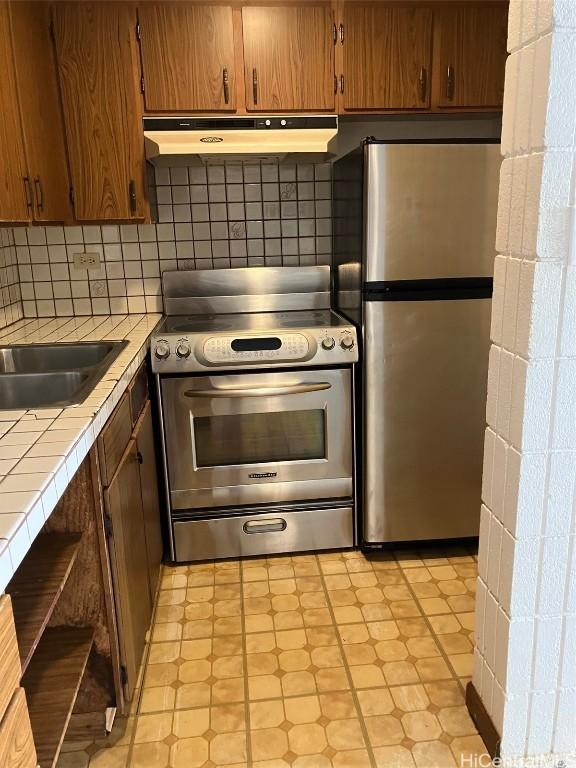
[152,266,358,562]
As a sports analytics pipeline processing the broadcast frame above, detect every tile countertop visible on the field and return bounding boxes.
[0,313,162,593]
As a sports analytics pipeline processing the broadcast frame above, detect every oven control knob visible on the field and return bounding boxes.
[340,335,355,350]
[176,342,191,359]
[321,337,336,350]
[154,341,170,360]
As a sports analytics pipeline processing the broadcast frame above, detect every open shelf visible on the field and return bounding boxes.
[5,533,82,674]
[22,626,94,768]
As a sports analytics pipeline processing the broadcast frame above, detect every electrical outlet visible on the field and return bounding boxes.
[73,252,101,271]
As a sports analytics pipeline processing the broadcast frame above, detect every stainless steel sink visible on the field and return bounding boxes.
[0,341,126,374]
[0,340,129,409]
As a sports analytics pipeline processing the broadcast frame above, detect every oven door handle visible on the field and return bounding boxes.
[183,382,332,398]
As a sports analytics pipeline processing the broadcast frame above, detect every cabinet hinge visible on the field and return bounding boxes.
[136,450,143,465]
[339,23,344,44]
[69,186,75,206]
[120,665,128,686]
[140,75,145,94]
[136,22,141,42]
[104,511,113,538]
[332,23,337,44]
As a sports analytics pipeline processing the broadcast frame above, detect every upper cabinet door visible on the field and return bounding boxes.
[9,2,72,223]
[435,4,508,109]
[242,5,335,112]
[52,3,145,221]
[138,4,236,112]
[342,4,433,111]
[0,3,30,224]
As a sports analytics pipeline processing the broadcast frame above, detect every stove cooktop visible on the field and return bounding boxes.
[156,309,350,335]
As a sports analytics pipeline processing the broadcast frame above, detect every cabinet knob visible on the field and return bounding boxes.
[252,68,258,105]
[222,68,230,105]
[128,180,137,215]
[34,177,44,213]
[446,66,455,101]
[418,67,427,103]
[23,177,33,210]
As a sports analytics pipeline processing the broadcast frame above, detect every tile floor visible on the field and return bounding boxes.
[58,546,488,768]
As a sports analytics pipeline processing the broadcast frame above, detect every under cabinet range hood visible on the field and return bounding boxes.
[143,115,338,165]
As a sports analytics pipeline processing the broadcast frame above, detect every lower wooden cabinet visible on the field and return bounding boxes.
[99,368,163,702]
[0,689,37,768]
[135,401,163,606]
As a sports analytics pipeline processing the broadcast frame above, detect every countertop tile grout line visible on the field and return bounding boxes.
[315,551,379,768]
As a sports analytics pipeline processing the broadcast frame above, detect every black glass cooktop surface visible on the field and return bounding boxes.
[157,310,350,335]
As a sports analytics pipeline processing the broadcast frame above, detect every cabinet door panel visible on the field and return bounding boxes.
[135,402,163,604]
[343,4,432,110]
[139,4,236,112]
[436,4,508,108]
[52,3,145,221]
[0,3,29,223]
[105,440,151,701]
[10,2,72,223]
[243,5,334,112]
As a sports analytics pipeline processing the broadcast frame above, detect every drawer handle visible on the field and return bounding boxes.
[243,518,287,534]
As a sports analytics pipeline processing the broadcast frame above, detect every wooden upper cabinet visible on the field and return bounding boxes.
[0,3,30,224]
[52,3,145,221]
[138,4,236,112]
[242,5,335,112]
[9,2,72,223]
[342,4,433,111]
[434,3,508,109]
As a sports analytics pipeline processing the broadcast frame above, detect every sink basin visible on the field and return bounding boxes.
[0,341,126,374]
[0,340,129,410]
[0,371,92,410]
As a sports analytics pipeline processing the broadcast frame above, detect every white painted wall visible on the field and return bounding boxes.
[475,0,576,759]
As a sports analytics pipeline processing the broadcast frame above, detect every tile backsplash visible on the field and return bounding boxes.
[11,161,333,318]
[0,229,22,329]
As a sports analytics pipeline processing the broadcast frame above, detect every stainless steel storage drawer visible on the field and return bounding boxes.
[173,505,354,561]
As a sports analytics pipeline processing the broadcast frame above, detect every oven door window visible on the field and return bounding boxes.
[193,409,326,467]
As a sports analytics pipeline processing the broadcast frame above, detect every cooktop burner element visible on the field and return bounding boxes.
[151,267,358,374]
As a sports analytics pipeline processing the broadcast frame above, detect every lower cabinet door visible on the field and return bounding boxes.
[135,401,163,604]
[105,439,152,702]
[0,688,37,768]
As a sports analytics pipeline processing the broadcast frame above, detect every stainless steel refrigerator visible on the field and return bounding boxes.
[333,140,501,544]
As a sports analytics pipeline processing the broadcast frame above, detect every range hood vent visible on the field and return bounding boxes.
[143,115,338,165]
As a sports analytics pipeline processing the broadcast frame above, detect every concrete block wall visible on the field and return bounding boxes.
[0,229,22,330]
[475,0,576,759]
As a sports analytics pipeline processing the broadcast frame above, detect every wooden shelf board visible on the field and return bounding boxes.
[6,533,82,674]
[22,625,94,768]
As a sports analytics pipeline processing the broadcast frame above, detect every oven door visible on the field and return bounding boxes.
[161,368,352,509]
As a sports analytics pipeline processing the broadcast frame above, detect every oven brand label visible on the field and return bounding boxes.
[249,472,278,479]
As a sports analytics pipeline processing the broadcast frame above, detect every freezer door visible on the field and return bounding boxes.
[363,297,490,543]
[364,142,500,282]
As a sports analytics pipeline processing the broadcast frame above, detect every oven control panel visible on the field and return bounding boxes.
[152,326,358,372]
[203,333,309,364]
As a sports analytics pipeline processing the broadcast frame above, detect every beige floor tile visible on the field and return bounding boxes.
[130,742,170,768]
[169,737,209,768]
[212,676,246,703]
[133,712,173,743]
[373,745,416,767]
[288,722,328,754]
[210,731,247,764]
[315,666,350,692]
[251,727,289,761]
[390,684,430,712]
[151,622,182,642]
[349,663,386,688]
[250,699,286,728]
[448,652,474,677]
[356,687,395,716]
[438,705,478,737]
[172,707,210,738]
[412,739,458,767]
[332,748,373,767]
[402,710,442,741]
[139,685,176,714]
[175,681,211,709]
[249,673,283,700]
[364,714,404,746]
[281,670,317,696]
[326,718,366,750]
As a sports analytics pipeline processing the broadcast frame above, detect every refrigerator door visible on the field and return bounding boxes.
[364,142,500,283]
[363,296,490,543]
